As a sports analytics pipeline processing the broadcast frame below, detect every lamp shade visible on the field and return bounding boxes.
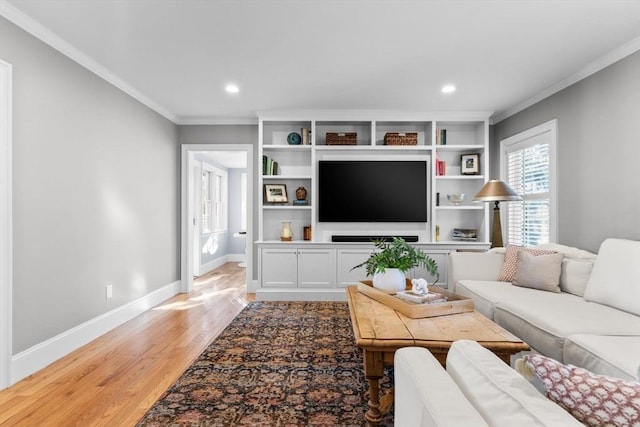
[473,180,523,202]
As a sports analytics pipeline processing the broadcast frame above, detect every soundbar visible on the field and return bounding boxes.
[331,235,419,243]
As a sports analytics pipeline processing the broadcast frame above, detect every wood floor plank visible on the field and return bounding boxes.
[0,263,253,426]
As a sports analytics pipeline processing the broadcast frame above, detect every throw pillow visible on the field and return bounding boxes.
[513,251,564,292]
[497,245,557,282]
[522,353,640,427]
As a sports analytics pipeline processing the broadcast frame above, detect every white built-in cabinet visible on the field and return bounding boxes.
[256,111,491,301]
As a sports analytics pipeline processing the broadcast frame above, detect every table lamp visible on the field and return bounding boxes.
[473,180,522,248]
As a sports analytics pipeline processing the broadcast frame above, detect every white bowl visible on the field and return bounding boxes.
[447,194,466,205]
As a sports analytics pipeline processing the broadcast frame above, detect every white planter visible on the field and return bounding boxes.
[372,268,406,294]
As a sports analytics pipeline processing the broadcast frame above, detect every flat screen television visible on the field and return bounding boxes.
[318,160,428,222]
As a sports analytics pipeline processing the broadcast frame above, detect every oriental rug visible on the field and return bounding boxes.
[137,301,393,426]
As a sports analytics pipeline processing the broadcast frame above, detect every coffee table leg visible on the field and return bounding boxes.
[363,350,384,425]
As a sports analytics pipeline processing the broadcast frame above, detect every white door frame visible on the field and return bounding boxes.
[0,59,13,389]
[181,144,254,293]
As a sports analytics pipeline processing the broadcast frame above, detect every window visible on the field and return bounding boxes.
[501,120,557,247]
[201,164,228,233]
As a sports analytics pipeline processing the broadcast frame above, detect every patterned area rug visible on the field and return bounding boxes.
[137,301,393,426]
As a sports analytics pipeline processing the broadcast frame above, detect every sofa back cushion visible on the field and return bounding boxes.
[583,238,640,316]
[535,243,596,297]
[446,340,582,426]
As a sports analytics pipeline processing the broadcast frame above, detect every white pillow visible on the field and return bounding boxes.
[584,239,640,316]
[446,340,582,426]
[559,258,593,296]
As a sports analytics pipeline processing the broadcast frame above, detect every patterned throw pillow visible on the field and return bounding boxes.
[497,245,557,282]
[523,353,640,427]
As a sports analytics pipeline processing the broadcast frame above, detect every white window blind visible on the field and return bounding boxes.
[502,120,556,247]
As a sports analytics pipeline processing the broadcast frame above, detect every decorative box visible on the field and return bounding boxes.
[326,132,357,145]
[383,132,418,145]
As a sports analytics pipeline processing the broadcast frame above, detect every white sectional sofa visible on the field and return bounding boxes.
[448,238,640,381]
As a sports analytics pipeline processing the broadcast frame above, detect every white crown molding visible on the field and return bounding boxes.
[492,35,640,124]
[176,116,259,126]
[0,0,177,123]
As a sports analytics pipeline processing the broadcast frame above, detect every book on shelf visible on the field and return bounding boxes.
[436,159,446,176]
[435,128,447,145]
[262,155,279,175]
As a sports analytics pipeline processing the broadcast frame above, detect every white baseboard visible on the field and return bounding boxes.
[11,280,182,385]
[199,254,244,275]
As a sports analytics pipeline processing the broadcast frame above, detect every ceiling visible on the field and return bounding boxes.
[3,0,640,124]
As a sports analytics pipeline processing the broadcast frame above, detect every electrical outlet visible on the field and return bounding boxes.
[105,284,113,299]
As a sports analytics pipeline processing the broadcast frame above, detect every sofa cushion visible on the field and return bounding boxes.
[494,294,640,362]
[535,243,596,297]
[522,353,640,427]
[564,334,640,381]
[513,251,564,292]
[455,280,524,320]
[584,238,640,316]
[394,347,488,426]
[446,340,581,426]
[498,245,557,282]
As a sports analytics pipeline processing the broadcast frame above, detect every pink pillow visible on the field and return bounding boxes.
[498,245,557,282]
[523,353,640,427]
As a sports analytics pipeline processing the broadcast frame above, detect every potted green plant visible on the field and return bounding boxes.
[352,237,439,294]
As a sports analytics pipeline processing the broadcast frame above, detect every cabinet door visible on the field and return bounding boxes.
[261,248,298,288]
[298,249,335,288]
[336,249,373,288]
[411,252,448,287]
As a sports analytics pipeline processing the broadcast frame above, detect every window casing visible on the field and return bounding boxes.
[501,120,557,247]
[201,165,228,234]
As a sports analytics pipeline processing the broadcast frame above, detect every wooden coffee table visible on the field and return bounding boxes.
[346,286,529,425]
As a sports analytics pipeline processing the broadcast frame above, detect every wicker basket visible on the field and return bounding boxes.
[384,132,418,145]
[326,132,357,145]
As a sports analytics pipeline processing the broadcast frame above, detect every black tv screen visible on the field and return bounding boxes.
[318,160,428,222]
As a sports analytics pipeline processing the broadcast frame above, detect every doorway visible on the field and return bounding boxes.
[181,144,254,294]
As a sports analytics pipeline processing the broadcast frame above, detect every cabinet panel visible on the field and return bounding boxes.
[261,249,297,287]
[336,249,373,288]
[298,249,335,288]
[410,251,448,287]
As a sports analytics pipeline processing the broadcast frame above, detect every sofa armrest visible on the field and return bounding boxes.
[447,251,505,292]
[394,347,488,427]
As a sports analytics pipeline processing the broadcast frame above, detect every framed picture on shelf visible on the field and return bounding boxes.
[461,153,480,175]
[264,183,289,204]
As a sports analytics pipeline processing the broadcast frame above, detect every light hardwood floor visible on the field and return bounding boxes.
[0,263,254,426]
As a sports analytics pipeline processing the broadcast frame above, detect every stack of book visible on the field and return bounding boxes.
[435,128,447,145]
[435,159,446,176]
[262,155,278,175]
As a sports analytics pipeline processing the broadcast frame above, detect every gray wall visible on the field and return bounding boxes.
[1,18,179,353]
[493,51,640,253]
[178,125,259,279]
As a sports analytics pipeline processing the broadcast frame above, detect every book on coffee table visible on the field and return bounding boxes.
[395,290,446,304]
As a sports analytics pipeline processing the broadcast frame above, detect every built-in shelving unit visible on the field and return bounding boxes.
[256,111,492,300]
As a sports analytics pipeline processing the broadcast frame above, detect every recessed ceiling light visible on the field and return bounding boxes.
[441,85,456,94]
[225,84,239,94]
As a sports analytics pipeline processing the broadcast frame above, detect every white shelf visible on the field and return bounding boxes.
[436,175,485,180]
[434,144,484,151]
[262,175,312,180]
[315,145,432,151]
[263,205,311,210]
[436,206,484,210]
[263,145,312,151]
